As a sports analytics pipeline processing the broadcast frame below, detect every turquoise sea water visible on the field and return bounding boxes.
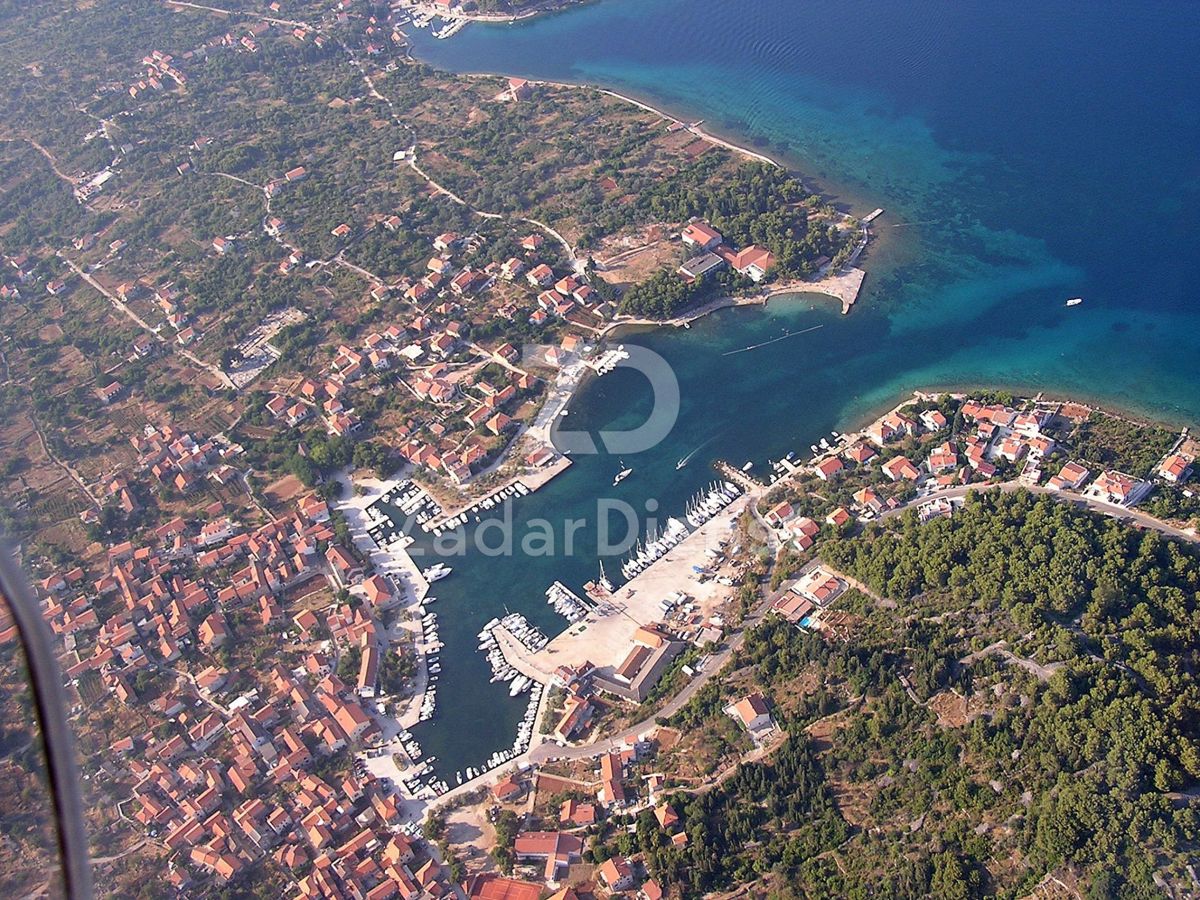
[400,0,1200,778]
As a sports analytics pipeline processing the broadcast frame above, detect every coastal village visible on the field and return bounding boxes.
[3,372,1197,896]
[0,0,1197,897]
[0,0,870,891]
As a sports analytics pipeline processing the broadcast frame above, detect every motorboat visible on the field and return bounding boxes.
[421,563,451,582]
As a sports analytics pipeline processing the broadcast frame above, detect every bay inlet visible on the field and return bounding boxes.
[387,0,1200,780]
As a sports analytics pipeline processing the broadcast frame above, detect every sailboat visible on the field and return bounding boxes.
[598,560,614,594]
[613,460,633,486]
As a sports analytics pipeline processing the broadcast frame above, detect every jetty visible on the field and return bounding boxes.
[589,345,631,374]
[715,460,768,491]
[491,625,554,687]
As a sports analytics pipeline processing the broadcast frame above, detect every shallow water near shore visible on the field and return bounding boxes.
[401,0,1200,779]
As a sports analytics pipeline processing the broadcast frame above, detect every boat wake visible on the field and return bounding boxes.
[676,436,716,470]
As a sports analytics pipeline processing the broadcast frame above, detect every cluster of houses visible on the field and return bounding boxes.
[80,424,243,527]
[132,424,243,496]
[128,49,187,99]
[262,321,539,484]
[484,740,681,900]
[765,400,1194,557]
[259,225,611,485]
[677,219,778,284]
[404,230,612,326]
[6,252,85,307]
[49,492,344,685]
[13,486,461,893]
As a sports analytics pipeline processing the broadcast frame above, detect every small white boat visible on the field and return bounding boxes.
[741,461,753,472]
[1066,297,1083,307]
[422,563,452,582]
[613,465,633,486]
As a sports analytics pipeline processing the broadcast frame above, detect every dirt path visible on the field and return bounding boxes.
[59,256,236,390]
[206,169,264,193]
[91,837,150,866]
[340,42,581,268]
[960,640,1063,682]
[2,135,76,185]
[29,409,101,511]
[163,0,311,28]
[334,252,385,286]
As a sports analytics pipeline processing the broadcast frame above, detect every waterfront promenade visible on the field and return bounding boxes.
[531,490,758,675]
[335,470,431,603]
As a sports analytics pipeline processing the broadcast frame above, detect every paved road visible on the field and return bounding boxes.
[883,481,1198,544]
[531,480,1198,766]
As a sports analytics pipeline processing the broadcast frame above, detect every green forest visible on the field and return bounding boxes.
[609,489,1199,898]
[619,163,852,318]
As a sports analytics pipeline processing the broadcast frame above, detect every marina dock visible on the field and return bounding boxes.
[423,452,571,531]
[491,625,555,686]
[523,488,761,677]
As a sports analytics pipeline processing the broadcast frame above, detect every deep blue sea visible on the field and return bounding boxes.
[400,0,1200,779]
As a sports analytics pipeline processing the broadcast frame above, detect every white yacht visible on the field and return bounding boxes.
[421,563,452,582]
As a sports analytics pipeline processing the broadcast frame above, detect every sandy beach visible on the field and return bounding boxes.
[596,264,868,341]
